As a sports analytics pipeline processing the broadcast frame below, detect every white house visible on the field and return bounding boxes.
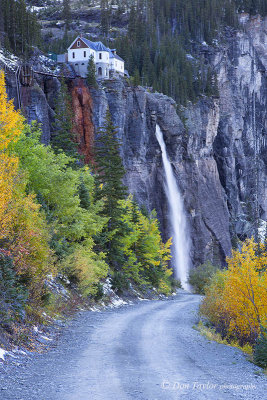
[67,36,125,79]
[109,49,125,76]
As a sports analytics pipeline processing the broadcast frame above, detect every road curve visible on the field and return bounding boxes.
[0,293,266,400]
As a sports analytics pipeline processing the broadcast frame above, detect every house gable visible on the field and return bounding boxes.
[69,37,89,50]
[67,37,125,78]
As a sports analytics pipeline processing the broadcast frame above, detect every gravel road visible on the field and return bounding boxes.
[0,293,266,400]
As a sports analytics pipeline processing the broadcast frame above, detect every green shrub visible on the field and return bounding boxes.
[91,282,104,301]
[171,278,182,291]
[254,325,267,368]
[0,252,28,324]
[188,261,219,294]
[62,241,109,297]
[111,271,130,294]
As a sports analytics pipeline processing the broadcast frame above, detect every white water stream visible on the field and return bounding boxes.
[155,125,190,290]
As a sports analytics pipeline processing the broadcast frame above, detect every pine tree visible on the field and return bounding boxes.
[78,176,91,210]
[86,55,97,88]
[113,0,267,106]
[62,0,71,30]
[132,68,141,86]
[100,0,110,37]
[254,325,267,368]
[0,253,28,324]
[51,77,77,158]
[0,0,4,46]
[2,0,40,55]
[94,110,127,269]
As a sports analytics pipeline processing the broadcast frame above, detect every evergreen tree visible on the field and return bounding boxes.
[100,0,111,37]
[113,0,267,106]
[51,77,77,159]
[2,0,40,56]
[86,55,97,88]
[94,110,127,269]
[254,325,267,368]
[78,176,91,210]
[0,253,28,324]
[132,68,141,86]
[0,0,4,47]
[62,0,71,30]
[235,0,267,15]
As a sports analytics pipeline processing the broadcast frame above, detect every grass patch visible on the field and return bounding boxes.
[195,321,253,355]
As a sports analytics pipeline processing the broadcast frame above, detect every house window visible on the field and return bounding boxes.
[99,53,102,60]
[84,51,86,58]
[106,69,108,76]
[98,67,102,76]
[72,52,75,59]
[77,41,80,47]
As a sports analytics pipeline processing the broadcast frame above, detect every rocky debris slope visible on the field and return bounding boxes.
[30,0,128,41]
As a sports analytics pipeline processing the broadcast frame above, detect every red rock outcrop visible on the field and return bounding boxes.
[71,78,94,164]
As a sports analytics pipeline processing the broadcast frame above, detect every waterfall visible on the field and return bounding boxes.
[155,124,190,291]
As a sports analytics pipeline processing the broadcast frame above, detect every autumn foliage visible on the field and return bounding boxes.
[0,69,173,319]
[119,196,173,293]
[0,70,23,238]
[0,71,52,301]
[200,238,267,345]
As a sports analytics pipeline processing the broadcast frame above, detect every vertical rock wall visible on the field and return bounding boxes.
[2,15,266,269]
[90,81,232,267]
[213,15,267,240]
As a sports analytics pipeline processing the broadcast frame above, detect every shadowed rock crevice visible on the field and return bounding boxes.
[70,79,95,164]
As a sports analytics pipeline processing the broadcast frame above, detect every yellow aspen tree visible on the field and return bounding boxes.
[0,70,24,238]
[0,70,24,150]
[223,238,267,341]
[0,71,53,300]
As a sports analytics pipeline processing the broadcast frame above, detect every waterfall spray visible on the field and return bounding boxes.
[155,125,190,291]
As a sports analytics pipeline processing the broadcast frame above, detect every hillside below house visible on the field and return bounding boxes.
[66,36,125,79]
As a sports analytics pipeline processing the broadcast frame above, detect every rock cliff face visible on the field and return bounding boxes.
[4,71,59,145]
[213,15,267,243]
[90,15,266,266]
[90,81,232,266]
[3,16,266,268]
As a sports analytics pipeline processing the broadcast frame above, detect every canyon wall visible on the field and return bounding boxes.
[2,16,266,268]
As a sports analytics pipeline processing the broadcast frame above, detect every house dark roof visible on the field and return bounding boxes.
[82,38,109,52]
[95,41,110,52]
[114,54,124,62]
[108,49,124,62]
[68,37,124,62]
